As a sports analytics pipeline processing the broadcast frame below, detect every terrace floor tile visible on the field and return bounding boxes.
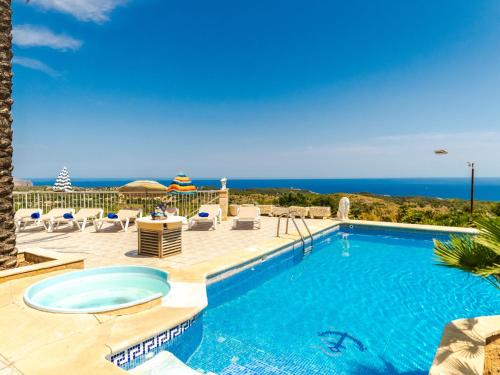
[17,217,334,271]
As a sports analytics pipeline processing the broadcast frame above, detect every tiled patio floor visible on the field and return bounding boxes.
[16,217,333,270]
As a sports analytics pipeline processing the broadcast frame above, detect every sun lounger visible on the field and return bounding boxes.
[188,204,222,230]
[94,209,142,232]
[14,208,43,231]
[232,206,261,229]
[51,208,104,231]
[41,208,75,232]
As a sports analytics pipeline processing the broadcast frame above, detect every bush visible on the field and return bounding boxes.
[278,192,310,207]
[229,188,498,228]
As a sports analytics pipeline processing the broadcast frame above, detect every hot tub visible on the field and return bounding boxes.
[24,266,170,313]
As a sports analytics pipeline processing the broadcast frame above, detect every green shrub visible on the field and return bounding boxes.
[278,192,310,207]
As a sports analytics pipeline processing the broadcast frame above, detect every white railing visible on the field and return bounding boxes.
[13,190,220,218]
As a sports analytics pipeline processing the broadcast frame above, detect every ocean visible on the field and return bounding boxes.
[28,177,500,201]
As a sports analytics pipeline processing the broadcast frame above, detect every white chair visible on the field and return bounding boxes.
[14,208,42,231]
[232,206,261,229]
[94,209,142,232]
[41,208,75,232]
[163,207,189,224]
[164,207,179,217]
[188,204,222,230]
[51,208,104,231]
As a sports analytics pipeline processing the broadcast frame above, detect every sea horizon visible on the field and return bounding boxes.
[19,176,500,180]
[21,177,500,201]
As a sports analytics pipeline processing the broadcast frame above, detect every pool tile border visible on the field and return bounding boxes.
[346,220,478,234]
[108,315,198,370]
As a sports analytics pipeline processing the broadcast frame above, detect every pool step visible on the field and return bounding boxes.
[221,360,292,375]
[302,245,313,257]
[130,351,202,374]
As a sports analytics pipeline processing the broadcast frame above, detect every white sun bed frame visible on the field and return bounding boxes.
[40,208,76,233]
[188,204,222,230]
[94,209,142,232]
[232,206,261,229]
[51,208,104,232]
[14,208,43,232]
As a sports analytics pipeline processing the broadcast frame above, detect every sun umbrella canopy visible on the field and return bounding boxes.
[166,173,197,194]
[53,166,72,192]
[118,180,168,193]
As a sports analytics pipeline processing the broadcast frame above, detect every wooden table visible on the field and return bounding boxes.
[136,217,184,258]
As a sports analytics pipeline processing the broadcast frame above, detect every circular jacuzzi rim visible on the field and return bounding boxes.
[23,265,170,314]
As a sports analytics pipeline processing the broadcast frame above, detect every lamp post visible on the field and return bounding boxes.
[467,162,475,215]
[434,150,475,216]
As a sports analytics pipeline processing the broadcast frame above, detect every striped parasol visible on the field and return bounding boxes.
[166,173,197,194]
[53,166,72,192]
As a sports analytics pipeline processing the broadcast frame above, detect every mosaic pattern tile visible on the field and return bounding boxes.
[109,316,198,370]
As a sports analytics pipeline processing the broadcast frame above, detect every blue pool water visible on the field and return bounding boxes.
[180,227,499,374]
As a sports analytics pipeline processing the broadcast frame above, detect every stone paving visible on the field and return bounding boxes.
[16,216,331,270]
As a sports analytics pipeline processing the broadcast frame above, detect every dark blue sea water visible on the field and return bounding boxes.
[28,177,500,201]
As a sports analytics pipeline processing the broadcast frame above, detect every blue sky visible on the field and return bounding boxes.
[11,0,500,179]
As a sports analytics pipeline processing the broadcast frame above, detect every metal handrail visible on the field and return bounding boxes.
[276,212,289,237]
[299,216,314,247]
[276,213,314,252]
[289,215,306,251]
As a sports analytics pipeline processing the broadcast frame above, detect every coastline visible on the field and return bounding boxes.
[17,177,500,201]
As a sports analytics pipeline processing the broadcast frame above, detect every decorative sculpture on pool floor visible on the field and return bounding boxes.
[316,330,366,357]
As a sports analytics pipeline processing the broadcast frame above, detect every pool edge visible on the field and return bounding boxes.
[111,220,482,372]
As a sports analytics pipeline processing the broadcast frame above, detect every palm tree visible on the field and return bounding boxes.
[434,218,500,289]
[0,0,17,269]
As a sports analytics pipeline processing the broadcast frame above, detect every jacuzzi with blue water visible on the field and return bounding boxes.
[24,266,170,313]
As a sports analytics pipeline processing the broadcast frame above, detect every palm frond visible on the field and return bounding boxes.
[475,217,500,256]
[434,235,485,272]
[434,229,500,289]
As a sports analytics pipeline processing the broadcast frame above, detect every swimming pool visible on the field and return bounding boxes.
[176,225,498,374]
